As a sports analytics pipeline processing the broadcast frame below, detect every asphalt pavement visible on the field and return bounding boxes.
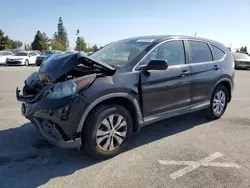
[0,67,250,188]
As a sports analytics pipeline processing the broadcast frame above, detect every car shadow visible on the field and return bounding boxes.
[0,111,212,188]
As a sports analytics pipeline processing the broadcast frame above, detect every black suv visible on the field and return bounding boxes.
[16,35,235,159]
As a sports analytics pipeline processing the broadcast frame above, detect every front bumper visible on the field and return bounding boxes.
[235,62,250,69]
[6,60,24,65]
[20,95,91,149]
[32,118,81,149]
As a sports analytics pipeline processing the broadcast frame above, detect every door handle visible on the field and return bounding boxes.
[180,70,190,77]
[213,65,220,70]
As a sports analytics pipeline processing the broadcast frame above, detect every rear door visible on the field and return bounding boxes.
[139,40,191,119]
[186,40,222,106]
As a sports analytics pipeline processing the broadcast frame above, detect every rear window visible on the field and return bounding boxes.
[188,41,212,63]
[211,45,225,60]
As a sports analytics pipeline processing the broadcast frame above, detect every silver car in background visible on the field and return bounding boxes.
[232,52,250,69]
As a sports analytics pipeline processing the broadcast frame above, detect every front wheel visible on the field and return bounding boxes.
[206,85,229,119]
[82,105,133,159]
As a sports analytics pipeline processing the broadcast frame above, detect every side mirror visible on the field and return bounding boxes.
[137,60,168,71]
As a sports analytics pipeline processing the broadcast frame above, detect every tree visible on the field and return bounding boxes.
[0,29,12,50]
[31,30,49,51]
[75,37,87,51]
[51,34,65,51]
[243,46,248,53]
[75,30,87,51]
[86,44,100,52]
[92,44,99,52]
[9,40,23,49]
[239,46,248,54]
[15,41,22,49]
[26,44,32,50]
[0,29,23,50]
[53,17,69,51]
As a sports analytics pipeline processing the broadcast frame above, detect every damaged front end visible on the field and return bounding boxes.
[16,52,116,149]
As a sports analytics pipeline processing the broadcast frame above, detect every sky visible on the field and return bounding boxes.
[1,0,249,51]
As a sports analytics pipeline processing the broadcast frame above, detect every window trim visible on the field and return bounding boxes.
[133,39,187,71]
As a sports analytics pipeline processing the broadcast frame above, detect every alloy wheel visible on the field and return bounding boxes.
[213,90,226,115]
[96,114,127,151]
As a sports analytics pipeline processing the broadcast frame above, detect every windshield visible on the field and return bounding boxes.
[15,52,28,56]
[232,53,250,59]
[89,38,155,68]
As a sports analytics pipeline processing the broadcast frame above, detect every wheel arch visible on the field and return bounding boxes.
[76,93,144,133]
[211,78,232,103]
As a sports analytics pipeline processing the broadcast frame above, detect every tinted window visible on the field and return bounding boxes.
[148,40,185,66]
[188,41,212,63]
[15,52,28,56]
[211,45,225,60]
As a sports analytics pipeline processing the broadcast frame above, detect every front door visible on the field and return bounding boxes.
[139,40,191,122]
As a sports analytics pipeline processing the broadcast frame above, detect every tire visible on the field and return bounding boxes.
[25,59,29,66]
[206,85,229,119]
[82,104,133,159]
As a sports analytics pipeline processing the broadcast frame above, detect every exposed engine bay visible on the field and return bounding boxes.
[17,52,116,102]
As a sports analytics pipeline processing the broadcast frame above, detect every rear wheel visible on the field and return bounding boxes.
[206,85,228,119]
[82,104,133,159]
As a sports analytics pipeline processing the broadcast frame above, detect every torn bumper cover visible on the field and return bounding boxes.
[18,92,90,149]
[32,118,81,149]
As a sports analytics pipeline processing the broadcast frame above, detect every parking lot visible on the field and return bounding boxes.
[0,67,250,188]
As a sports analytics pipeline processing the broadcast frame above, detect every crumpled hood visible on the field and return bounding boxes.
[39,52,116,82]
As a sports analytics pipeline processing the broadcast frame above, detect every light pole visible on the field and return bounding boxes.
[76,29,80,52]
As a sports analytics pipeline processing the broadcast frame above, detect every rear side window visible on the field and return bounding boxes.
[188,41,212,63]
[210,45,225,60]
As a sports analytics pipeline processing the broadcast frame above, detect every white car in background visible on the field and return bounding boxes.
[6,51,40,66]
[0,51,14,65]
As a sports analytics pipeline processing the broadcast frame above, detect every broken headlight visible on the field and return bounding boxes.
[46,81,77,99]
[46,78,94,99]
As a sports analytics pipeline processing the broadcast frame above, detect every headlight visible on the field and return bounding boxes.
[46,81,77,99]
[46,78,95,99]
